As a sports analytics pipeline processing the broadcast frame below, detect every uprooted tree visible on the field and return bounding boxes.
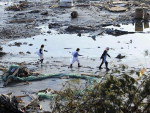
[51,74,150,113]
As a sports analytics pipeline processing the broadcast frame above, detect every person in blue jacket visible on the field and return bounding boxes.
[69,48,82,68]
[99,47,111,71]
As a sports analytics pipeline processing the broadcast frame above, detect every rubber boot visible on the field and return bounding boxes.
[40,59,44,64]
[105,62,110,71]
[78,63,81,67]
[99,61,103,70]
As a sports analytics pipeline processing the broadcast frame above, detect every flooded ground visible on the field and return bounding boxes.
[1,22,150,68]
[0,0,149,112]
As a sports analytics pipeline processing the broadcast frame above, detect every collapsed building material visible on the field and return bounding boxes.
[116,54,125,59]
[106,29,134,36]
[0,52,6,57]
[59,0,73,7]
[2,65,101,86]
[106,1,128,12]
[2,65,34,86]
[135,8,149,20]
[143,8,149,20]
[5,1,29,11]
[135,8,144,19]
[107,6,127,12]
[135,20,143,31]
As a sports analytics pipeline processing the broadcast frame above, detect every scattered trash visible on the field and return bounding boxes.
[48,23,61,29]
[2,65,101,86]
[107,6,127,12]
[29,10,40,13]
[29,44,33,46]
[26,51,31,54]
[0,46,3,51]
[41,11,48,15]
[5,1,29,11]
[116,54,125,59]
[135,8,149,20]
[66,25,95,32]
[14,42,22,47]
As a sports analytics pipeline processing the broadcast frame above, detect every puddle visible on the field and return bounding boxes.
[0,78,87,94]
[0,77,87,111]
[105,21,150,32]
[1,24,150,63]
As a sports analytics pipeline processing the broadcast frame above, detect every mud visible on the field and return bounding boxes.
[0,0,149,40]
[0,0,149,112]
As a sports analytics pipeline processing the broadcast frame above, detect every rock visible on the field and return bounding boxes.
[29,44,33,46]
[77,33,81,37]
[19,52,24,55]
[47,31,51,34]
[91,35,96,41]
[23,42,27,45]
[116,54,125,59]
[26,51,31,54]
[41,11,48,15]
[14,42,22,47]
[107,6,127,12]
[48,23,61,29]
[130,40,132,43]
[71,11,78,18]
[44,39,47,41]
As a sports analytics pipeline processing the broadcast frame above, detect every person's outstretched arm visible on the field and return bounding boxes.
[107,53,111,58]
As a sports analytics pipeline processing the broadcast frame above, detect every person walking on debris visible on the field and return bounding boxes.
[99,47,111,71]
[69,48,82,68]
[37,44,45,64]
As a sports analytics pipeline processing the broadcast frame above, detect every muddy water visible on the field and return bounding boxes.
[105,22,150,32]
[1,23,150,67]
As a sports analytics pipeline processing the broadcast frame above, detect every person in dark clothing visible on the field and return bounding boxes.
[99,47,111,71]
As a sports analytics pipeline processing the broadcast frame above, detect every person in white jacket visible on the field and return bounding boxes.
[69,48,82,68]
[37,45,44,64]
